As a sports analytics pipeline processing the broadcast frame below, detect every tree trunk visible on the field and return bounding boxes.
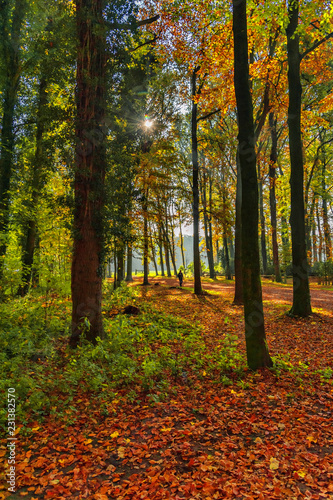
[70,0,107,347]
[269,112,282,282]
[281,214,290,269]
[125,243,133,282]
[233,152,243,305]
[222,189,231,280]
[229,237,235,260]
[208,174,215,278]
[286,0,311,316]
[179,221,186,270]
[20,220,37,295]
[0,0,26,279]
[305,205,312,263]
[202,171,215,279]
[316,203,323,263]
[169,212,178,276]
[150,231,159,276]
[143,193,149,285]
[233,0,272,369]
[312,212,318,264]
[164,241,171,277]
[158,226,165,276]
[321,140,332,261]
[191,68,203,295]
[223,236,231,280]
[20,76,48,295]
[258,165,268,274]
[161,219,172,277]
[116,245,124,287]
[113,246,117,287]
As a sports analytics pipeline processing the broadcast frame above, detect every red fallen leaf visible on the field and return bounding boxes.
[45,491,58,499]
[202,482,216,494]
[98,484,112,494]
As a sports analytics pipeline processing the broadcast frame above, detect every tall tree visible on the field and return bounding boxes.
[19,76,48,295]
[232,0,273,369]
[70,0,107,346]
[269,112,282,282]
[233,153,243,304]
[0,0,27,280]
[286,0,312,316]
[192,67,203,294]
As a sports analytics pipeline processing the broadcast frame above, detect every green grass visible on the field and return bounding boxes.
[0,282,246,432]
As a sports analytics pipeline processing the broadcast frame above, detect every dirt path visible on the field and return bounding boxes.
[132,276,333,314]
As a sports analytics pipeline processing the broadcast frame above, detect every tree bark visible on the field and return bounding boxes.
[316,203,323,263]
[312,208,318,263]
[306,195,316,264]
[233,152,243,304]
[164,243,171,277]
[223,236,231,280]
[143,192,149,285]
[116,245,125,287]
[70,0,107,347]
[281,214,290,269]
[233,0,272,369]
[169,212,178,276]
[208,173,215,278]
[191,68,203,295]
[150,230,159,276]
[222,188,231,280]
[320,136,332,261]
[258,168,268,274]
[269,112,282,282]
[161,217,172,277]
[179,220,186,270]
[158,225,165,276]
[125,243,133,282]
[202,170,215,279]
[286,0,311,316]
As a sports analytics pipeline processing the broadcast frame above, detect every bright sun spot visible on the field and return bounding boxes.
[144,119,153,128]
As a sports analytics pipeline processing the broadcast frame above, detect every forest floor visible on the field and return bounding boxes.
[131,275,333,313]
[1,278,333,500]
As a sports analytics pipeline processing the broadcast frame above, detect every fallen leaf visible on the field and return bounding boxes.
[270,457,279,470]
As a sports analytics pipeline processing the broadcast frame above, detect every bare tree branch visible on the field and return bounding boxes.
[137,15,160,27]
[197,109,220,123]
[301,31,333,60]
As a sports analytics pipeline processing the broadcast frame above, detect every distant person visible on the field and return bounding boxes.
[177,270,184,287]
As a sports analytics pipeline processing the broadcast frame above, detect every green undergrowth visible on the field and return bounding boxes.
[0,283,246,432]
[270,353,333,387]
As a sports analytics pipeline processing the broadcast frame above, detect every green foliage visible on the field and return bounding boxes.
[186,260,207,277]
[312,260,333,277]
[104,281,139,309]
[0,284,247,430]
[317,367,333,382]
[0,293,69,429]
